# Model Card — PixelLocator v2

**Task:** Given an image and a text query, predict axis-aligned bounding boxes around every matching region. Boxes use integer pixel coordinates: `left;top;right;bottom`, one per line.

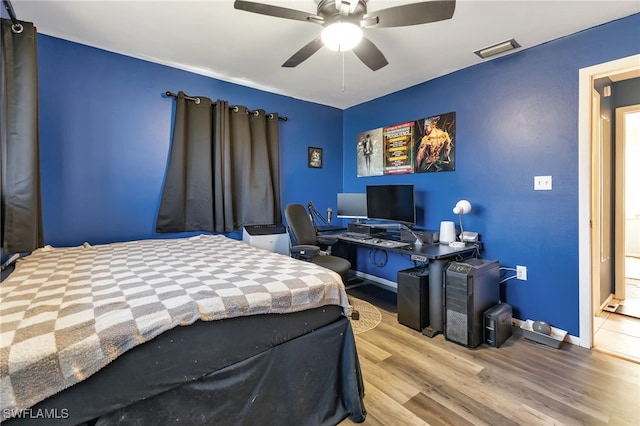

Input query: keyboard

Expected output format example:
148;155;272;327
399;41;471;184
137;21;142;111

316;225;347;232
340;232;374;241
339;232;410;248
369;239;411;248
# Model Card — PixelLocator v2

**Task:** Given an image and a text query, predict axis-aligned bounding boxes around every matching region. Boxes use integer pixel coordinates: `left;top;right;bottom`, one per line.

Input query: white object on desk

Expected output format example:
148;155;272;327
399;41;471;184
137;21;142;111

439;221;456;244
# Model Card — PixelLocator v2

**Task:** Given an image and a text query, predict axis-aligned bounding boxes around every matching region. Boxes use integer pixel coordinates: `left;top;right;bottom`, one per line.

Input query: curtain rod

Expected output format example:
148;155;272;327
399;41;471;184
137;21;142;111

2;0;23;33
165;91;288;121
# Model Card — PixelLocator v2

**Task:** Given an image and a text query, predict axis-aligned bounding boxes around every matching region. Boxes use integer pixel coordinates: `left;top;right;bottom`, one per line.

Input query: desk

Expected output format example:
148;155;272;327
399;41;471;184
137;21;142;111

331;231;478;337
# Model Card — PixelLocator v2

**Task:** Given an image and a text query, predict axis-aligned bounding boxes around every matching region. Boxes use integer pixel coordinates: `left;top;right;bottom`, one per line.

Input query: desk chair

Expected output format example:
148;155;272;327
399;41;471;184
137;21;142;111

284;203;359;320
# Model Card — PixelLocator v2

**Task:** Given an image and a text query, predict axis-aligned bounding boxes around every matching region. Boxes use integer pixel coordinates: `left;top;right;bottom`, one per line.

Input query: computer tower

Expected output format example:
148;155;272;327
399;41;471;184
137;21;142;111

483;303;513;348
242;224;290;255
445;258;499;348
397;267;429;331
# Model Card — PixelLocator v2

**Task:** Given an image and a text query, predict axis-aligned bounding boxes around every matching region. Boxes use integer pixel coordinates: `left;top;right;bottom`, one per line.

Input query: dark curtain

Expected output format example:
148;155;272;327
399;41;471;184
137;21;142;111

157;93;281;233
0;19;43;254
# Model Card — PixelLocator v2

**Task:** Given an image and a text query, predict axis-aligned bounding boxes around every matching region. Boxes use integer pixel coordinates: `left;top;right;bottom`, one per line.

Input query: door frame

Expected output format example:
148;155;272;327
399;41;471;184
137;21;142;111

578;54;640;349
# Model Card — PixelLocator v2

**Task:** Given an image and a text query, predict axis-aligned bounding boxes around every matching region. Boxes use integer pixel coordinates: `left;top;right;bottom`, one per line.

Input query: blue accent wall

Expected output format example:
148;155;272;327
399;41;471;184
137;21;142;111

343;14;640;335
37;36;343;246
34;14;639;336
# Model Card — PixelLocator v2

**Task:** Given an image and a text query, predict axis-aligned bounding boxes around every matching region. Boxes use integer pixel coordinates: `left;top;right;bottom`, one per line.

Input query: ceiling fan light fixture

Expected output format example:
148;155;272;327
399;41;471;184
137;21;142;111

321;22;363;52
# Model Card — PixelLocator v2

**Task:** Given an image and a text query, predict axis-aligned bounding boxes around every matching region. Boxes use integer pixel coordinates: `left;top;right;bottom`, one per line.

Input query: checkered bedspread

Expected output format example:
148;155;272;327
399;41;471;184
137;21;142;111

0;234;349;419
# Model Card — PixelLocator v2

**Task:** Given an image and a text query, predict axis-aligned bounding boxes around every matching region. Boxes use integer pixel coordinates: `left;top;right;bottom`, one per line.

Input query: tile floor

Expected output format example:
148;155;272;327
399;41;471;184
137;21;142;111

594;257;640;362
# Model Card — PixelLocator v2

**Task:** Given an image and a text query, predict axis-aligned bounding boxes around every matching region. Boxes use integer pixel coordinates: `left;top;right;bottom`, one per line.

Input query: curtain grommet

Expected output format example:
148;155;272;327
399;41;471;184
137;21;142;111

11;23;23;34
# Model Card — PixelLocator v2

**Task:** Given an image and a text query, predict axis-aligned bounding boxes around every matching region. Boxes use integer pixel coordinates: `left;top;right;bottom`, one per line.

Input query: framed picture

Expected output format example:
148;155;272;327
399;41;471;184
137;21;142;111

308;147;323;168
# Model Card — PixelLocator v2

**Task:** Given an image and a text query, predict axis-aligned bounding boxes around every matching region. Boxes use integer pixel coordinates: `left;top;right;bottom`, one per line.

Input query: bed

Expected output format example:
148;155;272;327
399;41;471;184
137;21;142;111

0;234;366;425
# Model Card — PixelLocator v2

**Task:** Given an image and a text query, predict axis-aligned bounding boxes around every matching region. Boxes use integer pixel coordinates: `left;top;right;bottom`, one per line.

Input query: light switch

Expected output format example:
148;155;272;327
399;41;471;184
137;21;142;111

534;175;552;190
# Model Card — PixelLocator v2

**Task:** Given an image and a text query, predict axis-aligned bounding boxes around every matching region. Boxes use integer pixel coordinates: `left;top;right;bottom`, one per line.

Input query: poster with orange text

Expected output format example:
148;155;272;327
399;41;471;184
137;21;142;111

383;122;414;175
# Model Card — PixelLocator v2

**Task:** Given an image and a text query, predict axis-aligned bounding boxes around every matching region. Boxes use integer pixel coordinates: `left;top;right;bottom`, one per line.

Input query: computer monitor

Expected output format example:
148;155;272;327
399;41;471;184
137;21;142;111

366;184;416;225
337;193;368;222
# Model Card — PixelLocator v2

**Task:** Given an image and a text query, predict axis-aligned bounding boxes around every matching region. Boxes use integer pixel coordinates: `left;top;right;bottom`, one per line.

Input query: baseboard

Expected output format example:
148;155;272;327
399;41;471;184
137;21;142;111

352;271;397;293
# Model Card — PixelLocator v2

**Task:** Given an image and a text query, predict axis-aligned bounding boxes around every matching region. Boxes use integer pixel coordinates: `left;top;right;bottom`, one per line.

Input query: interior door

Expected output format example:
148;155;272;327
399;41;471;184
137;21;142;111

616;105;640;299
591;88;614;311
600;112;613;306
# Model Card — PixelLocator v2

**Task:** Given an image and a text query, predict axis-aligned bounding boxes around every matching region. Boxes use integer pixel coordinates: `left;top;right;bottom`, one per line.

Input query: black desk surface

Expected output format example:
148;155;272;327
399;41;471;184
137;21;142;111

328;230;479;260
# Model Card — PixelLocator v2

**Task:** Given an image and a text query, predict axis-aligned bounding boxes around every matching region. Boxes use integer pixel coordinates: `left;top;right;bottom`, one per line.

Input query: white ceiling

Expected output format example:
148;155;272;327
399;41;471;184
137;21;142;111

10;0;640;109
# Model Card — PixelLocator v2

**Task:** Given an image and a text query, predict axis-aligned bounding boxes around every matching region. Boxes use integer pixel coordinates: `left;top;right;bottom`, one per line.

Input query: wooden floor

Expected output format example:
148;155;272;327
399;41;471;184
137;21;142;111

594;277;640;362
341;286;640;426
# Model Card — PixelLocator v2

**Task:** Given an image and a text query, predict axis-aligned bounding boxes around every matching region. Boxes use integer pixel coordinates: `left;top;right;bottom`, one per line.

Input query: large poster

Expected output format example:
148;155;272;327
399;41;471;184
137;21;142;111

357;111;455;177
414;112;456;173
383;121;414;175
356;128;384;177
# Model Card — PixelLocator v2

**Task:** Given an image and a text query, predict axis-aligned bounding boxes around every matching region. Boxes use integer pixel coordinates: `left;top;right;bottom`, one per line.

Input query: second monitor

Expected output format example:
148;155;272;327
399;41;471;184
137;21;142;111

337;193;368;223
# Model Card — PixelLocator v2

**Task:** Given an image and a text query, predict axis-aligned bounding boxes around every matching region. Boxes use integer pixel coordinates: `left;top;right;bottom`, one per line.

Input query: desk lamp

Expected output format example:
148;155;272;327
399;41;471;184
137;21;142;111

450;199;472;248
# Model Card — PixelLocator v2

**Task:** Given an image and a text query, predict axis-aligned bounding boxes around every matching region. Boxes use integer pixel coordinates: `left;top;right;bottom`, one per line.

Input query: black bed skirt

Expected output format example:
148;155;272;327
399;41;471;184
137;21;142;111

5;307;366;425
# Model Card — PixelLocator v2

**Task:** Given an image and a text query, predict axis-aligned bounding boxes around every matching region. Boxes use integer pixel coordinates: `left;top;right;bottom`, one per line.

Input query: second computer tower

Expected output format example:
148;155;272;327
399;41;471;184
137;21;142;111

445;259;500;348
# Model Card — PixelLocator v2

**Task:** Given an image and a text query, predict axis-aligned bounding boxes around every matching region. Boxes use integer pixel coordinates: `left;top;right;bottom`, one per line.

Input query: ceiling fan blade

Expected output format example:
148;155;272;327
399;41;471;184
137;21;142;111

365;0;456;28
234;0;320;23
282;38;324;68
352;37;388;71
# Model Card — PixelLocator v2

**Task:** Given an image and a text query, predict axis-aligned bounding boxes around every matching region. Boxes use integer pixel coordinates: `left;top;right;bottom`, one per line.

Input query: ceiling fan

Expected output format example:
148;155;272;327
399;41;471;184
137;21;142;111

233;0;456;71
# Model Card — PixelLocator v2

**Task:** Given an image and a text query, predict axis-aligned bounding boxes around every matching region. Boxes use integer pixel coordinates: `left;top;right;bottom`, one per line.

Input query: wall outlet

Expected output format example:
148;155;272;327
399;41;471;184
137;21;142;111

534;175;552;190
516;265;527;281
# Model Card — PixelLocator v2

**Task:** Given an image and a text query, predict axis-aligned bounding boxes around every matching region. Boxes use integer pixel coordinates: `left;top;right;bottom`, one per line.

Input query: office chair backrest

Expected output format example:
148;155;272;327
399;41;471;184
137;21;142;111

284;204;317;246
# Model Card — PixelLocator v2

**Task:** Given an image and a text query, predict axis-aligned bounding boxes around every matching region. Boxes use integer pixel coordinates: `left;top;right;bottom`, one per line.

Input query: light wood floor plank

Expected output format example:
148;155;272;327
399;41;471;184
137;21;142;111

359;379;430;426
359;325;553;424
593;328;640;362
353;335;392;364
600;312;640;337
341;288;640;425
403;391;491;426
467;345;622;423
357;356;422;404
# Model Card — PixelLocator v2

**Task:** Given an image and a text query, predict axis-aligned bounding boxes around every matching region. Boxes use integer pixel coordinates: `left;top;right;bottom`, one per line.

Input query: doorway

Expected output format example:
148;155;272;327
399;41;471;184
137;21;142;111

592;104;640;362
578;54;640;361
615;106;640;319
